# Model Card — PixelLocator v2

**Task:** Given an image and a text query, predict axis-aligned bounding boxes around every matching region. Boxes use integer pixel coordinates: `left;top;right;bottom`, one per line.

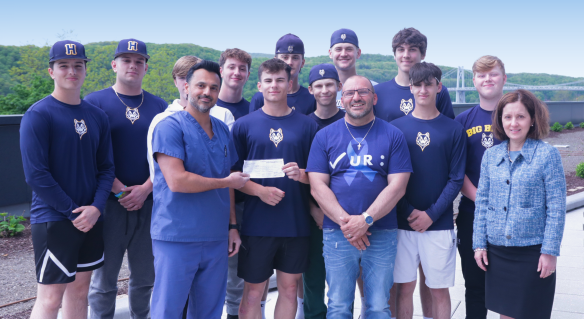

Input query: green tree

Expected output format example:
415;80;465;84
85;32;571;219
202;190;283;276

0;76;54;114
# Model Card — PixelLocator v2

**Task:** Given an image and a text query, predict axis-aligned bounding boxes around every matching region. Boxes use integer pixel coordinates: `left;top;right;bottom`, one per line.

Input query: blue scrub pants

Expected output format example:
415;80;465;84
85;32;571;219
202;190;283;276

151;239;228;319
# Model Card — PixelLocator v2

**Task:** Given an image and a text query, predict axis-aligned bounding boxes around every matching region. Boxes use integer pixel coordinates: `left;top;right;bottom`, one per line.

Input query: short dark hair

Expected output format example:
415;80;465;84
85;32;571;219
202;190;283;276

186;60;222;84
220;48;252;69
258;58;291;81
49;60;87;69
409;62;441;86
491;89;550;141
392;28;427;56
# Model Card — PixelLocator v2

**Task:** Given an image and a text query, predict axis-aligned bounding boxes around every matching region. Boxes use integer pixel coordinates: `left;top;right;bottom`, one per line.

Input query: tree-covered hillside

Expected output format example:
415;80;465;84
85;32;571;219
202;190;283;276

0;42;582;114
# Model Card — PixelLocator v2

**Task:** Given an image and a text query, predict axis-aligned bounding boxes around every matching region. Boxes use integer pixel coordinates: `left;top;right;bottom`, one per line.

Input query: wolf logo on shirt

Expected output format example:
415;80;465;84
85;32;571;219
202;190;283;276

400;99;414;115
416;132;430;151
269;128;284;147
481;133;494;148
126;107;140;124
74;119;87;140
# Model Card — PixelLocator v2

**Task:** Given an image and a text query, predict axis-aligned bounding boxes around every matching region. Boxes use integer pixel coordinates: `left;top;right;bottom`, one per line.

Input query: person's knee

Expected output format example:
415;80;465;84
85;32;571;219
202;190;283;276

37;287;64;312
243;284;265;304
278;279;298;301
429;288;450;300
397;281;416;296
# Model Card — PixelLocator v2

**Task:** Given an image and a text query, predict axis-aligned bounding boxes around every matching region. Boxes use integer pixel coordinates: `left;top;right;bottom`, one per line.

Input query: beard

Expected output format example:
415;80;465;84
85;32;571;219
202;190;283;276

188;94;214;113
345;103;373;120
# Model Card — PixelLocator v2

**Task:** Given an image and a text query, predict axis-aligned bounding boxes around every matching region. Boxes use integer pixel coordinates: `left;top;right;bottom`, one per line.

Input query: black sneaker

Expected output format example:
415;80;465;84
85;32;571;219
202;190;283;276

226;315;239;319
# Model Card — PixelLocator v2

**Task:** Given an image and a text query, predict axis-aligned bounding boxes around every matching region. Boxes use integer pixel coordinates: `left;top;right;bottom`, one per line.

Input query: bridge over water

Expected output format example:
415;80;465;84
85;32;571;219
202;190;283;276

445;66;584;103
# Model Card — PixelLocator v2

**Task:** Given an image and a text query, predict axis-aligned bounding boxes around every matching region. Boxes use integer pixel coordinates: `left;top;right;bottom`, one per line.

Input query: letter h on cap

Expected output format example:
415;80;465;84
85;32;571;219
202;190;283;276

65;44;77;56
128;41;138;51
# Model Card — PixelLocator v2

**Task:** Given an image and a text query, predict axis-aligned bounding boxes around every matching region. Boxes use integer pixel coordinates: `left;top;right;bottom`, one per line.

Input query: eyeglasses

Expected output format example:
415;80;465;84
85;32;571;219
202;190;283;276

342;88;373;98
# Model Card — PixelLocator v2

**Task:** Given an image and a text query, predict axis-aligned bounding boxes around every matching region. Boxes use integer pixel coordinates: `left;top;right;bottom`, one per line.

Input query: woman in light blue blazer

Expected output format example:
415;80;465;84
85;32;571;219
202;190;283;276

472;89;566;319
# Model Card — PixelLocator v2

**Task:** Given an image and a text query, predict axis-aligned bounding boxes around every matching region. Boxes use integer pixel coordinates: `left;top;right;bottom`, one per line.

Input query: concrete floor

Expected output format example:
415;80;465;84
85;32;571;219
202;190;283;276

223;206;584;319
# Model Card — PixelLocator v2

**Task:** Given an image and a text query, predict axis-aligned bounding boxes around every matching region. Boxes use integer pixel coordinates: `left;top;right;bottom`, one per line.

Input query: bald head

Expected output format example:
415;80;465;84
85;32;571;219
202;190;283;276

344;75;375;94
342;75;377;122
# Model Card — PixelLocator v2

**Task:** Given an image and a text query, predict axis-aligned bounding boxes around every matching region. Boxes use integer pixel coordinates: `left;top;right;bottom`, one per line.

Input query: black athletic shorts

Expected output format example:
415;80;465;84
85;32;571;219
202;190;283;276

32;220;104;284
237;236;310;283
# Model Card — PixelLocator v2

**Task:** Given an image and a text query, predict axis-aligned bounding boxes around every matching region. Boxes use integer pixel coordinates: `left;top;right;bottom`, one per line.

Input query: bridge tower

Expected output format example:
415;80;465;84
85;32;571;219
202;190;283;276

455;66;466;103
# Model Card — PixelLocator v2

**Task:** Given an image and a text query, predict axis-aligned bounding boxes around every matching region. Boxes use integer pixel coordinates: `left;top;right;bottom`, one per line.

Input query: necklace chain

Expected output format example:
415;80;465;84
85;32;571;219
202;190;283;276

344;117;375;150
507;143;514;163
113;86;144;109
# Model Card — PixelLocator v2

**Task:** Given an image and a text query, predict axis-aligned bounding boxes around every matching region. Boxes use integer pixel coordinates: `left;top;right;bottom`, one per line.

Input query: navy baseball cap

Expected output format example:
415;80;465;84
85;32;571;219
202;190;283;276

114;38;150;60
330;29;359;48
49;40;91;63
275;34;305;55
309;64;340;85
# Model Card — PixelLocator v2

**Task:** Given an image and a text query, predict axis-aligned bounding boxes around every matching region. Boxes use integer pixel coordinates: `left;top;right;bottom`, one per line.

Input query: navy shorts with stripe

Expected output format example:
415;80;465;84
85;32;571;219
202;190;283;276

32;220;104;284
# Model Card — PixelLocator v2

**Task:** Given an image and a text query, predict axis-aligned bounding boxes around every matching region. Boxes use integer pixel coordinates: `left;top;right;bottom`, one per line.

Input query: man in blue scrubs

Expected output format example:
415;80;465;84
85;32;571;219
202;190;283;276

150;60;250;318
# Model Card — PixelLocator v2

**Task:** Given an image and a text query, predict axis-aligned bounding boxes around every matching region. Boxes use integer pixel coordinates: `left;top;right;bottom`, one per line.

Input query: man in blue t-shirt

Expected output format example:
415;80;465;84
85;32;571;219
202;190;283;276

390;63;466;319
218;48;252;121
248;34;316;115
454;55;506;319
329;28;378;111
85;39;167;319
232;58;318;319
150;61;249;318
20;41;115;319
303;63;345;319
375;28;454;123
217;48;253;319
307;75;412;318
382;29;454;319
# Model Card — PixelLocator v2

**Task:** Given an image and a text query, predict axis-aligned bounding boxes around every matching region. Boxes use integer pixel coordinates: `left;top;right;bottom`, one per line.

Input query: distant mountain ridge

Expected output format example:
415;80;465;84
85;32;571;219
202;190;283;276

0;42;582;114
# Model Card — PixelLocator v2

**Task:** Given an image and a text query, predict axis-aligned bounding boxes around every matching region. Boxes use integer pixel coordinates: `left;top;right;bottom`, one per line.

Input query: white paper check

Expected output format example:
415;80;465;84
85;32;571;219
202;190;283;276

243;159;285;179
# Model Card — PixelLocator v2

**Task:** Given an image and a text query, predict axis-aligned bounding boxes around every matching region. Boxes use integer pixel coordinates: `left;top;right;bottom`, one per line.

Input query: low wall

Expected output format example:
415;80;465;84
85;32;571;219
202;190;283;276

453;101;584;124
2;101;584;216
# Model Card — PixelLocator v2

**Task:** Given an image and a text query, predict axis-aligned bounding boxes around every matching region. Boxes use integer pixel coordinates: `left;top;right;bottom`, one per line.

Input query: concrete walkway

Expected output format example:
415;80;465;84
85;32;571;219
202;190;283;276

69;206;583;319
223;206;584;318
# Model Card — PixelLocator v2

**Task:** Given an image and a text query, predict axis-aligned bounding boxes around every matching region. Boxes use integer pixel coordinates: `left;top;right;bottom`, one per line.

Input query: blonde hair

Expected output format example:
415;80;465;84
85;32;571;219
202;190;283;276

172;55;201;80
472;55;505;76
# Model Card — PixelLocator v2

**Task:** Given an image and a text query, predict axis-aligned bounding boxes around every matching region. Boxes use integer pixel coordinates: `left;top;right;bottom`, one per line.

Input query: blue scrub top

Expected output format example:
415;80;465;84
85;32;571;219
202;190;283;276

151;111;238;242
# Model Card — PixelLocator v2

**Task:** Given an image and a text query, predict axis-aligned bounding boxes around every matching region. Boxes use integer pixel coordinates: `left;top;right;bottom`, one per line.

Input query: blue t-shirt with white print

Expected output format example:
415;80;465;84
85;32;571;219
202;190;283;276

306;117;412;230
231;109;318;237
390;113;466;231
374;78;454;122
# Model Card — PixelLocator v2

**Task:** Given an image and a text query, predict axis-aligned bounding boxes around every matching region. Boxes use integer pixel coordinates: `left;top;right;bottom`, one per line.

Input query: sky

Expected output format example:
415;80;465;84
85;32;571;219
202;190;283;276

1;0;583;78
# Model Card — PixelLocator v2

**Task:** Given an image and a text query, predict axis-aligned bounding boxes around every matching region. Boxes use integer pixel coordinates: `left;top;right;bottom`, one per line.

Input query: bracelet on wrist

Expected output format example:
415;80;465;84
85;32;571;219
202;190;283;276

474;248;487;252
115;185;128;198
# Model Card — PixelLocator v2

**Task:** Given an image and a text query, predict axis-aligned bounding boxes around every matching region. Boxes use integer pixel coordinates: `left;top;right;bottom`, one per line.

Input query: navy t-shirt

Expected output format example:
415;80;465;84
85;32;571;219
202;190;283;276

308;110;345;131
306;118;412;229
20;96;115;224
455;105;501;210
390;114;466;231
85;88;166;197
249;86;316;115
217;97;250;121
231;109;318;237
374;78;454;122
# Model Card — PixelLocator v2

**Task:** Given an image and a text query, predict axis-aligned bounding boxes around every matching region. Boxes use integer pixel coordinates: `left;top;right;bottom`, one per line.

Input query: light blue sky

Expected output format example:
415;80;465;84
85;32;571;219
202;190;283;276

1;0;582;78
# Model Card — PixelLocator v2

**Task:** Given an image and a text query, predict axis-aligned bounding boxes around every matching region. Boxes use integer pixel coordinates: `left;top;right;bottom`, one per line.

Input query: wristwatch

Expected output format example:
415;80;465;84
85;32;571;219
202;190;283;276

229;224;240;231
362;213;374;226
